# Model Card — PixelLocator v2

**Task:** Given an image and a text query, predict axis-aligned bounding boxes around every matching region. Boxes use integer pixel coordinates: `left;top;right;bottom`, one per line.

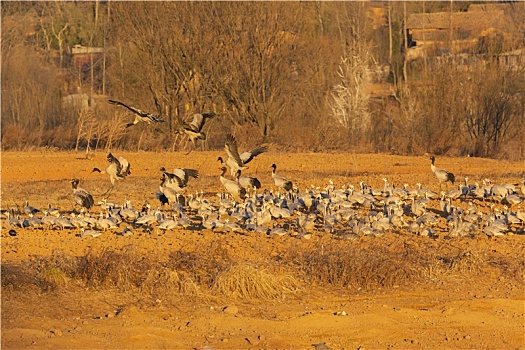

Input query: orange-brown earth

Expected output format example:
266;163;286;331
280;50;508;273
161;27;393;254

1;151;524;350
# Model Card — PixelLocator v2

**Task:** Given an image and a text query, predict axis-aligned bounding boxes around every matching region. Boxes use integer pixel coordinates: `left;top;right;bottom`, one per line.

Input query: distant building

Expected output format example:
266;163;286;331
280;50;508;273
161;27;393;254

62;93;92;110
405;3;516;61
71;45;105;71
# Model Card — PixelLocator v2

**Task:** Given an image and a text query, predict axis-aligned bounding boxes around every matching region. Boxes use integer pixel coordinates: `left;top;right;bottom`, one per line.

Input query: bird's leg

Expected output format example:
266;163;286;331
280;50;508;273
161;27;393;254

185;140;196;155
102;184;115;199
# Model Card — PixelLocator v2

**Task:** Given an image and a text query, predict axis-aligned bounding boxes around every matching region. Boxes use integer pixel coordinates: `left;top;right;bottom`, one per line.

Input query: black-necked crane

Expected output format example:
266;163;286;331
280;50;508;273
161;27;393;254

108;99;166;127
219;167;246;202
160;167;199;194
271;163;293;196
176;112;215;153
158;167;199;205
218;133;267;177
429;156;455;189
71;178;94;211
236;171;262;191
92;153;131;185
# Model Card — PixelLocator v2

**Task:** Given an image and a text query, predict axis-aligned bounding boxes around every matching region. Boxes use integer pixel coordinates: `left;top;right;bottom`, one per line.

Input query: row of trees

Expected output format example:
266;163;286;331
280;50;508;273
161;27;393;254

2;1;525;159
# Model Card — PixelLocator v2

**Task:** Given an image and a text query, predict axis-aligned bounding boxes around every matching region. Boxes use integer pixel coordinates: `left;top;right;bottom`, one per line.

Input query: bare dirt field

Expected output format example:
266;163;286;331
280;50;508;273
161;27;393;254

1;150;524;350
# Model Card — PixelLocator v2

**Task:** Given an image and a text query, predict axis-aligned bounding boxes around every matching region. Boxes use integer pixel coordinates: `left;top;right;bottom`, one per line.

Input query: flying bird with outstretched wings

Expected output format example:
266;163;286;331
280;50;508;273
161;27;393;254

218;133;267;177
177;112;216;145
108;99;166;128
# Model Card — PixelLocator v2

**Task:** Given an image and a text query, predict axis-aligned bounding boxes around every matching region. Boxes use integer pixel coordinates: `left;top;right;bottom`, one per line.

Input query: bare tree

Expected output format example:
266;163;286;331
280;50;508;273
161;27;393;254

461;64;523;157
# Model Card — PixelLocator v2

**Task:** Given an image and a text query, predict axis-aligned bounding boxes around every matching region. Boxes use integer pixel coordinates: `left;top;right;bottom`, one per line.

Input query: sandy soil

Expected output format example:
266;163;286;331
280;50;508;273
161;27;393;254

1;151;524;350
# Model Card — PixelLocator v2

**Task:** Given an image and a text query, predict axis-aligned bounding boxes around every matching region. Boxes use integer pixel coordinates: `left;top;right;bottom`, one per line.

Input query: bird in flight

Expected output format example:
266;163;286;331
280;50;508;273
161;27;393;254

176;112;216;153
219;133;267;177
108;99;166;128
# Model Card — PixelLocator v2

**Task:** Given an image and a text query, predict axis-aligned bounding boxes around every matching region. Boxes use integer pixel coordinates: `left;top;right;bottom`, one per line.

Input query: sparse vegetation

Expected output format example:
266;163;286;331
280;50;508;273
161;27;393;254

2;238;522;304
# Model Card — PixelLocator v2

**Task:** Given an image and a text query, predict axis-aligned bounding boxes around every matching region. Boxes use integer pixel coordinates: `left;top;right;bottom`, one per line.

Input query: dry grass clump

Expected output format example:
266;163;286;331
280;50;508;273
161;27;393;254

212;263;300;300
18;245;227;300
142;268;202;298
39;267;68;289
29;249;73;291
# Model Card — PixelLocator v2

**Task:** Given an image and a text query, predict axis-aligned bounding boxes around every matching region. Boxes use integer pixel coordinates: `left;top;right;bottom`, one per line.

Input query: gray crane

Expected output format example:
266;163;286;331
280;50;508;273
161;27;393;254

430;156;455;188
176;112;216;153
108;99;166;127
218;133;267;177
92;153;131;185
271;163;293;194
71;178;94;211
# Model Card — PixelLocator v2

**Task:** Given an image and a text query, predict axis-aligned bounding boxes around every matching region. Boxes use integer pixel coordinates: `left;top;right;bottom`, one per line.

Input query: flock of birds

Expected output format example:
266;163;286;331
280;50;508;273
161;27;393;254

3;99;525;239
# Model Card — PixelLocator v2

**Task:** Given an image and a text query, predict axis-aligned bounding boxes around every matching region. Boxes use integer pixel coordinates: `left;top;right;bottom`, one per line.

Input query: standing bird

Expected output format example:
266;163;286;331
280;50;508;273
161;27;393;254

23;200;40;216
430;156;455;189
237;171;262;191
177;112;216;151
219;167;246;202
271;163;293;194
218;133;268;177
92;153;131;185
108;99;166;127
71;178;95;211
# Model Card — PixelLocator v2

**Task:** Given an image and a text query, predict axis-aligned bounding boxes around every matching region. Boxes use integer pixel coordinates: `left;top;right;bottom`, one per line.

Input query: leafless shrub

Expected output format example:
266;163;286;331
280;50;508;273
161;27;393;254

0;124;31;150
437;251;483;273
1;264;39;292
73;245;152;291
287;242;420;290
166;244;232;288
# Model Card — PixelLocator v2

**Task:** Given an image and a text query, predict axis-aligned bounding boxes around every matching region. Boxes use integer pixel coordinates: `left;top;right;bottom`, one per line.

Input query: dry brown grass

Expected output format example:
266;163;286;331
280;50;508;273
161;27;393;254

212;263;300;300
2;240;523;303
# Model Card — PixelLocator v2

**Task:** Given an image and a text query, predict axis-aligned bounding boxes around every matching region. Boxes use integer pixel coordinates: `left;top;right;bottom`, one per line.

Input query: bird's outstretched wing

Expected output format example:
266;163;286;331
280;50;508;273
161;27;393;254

188;112;215;132
118;157;131;176
162;171;186;188
224;134;243;166
240;145;268;164
107;153;123;175
173;168;199;185
108;99;165;123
